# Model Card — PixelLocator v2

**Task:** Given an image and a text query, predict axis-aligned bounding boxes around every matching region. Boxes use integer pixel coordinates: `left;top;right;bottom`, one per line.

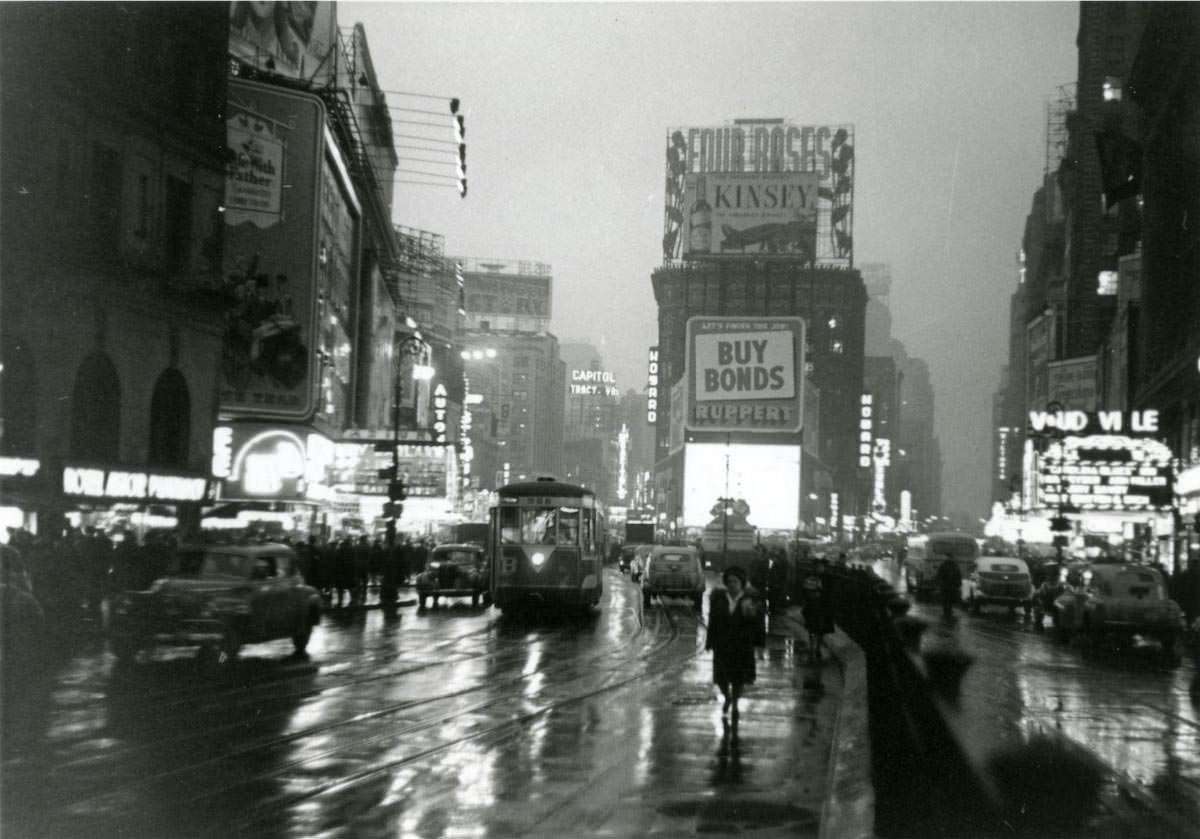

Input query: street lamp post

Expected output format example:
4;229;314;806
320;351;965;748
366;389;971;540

386;333;428;550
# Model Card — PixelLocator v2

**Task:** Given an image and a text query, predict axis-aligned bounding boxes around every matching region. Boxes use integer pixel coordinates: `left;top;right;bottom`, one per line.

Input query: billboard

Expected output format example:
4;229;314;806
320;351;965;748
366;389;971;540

221;80;324;419
1025;313;1053;413
686;317;805;434
460;261;553;320
1047;355;1097;411
229;2;337;86
664;122;855;264
682;172;818;260
682;442;800;530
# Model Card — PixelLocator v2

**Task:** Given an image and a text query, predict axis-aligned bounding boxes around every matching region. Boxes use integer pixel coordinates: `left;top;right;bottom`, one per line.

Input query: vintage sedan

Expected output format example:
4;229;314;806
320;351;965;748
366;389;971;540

1054;563;1185;665
108;543;321;665
965;556;1033;615
416;543;489;609
641;545;705;609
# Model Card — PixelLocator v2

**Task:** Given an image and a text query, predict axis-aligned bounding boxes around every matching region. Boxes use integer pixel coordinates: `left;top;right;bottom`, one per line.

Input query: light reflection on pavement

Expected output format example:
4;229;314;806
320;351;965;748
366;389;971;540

864;557;1200;836
2;568;838;838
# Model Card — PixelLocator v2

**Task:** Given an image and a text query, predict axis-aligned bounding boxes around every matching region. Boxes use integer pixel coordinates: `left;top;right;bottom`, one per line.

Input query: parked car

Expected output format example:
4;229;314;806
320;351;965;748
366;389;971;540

416;543;489;609
618;544;639;575
1053;563;1185;665
965;556;1033;615
641;545;705;609
107;543;321;665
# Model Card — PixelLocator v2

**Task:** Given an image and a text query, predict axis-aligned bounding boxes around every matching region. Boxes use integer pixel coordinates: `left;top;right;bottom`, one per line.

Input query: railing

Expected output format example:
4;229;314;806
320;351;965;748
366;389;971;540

817;564;1002;837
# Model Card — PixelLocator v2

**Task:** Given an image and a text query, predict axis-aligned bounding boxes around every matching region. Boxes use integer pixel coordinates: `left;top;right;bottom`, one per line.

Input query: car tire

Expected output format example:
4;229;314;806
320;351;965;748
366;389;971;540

482;592;493;607
292;617;313;654
471;593;479;608
221;627;241;664
110;637;139;664
419;595;427;610
1161;634;1182;667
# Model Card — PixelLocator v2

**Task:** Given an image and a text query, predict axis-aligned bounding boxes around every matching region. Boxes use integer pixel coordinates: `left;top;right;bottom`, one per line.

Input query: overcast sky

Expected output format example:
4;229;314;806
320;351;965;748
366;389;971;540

341;1;1080;519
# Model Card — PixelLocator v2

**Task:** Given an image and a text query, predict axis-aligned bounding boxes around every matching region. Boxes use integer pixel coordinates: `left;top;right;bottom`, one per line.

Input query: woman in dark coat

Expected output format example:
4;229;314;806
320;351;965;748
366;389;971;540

706;566;766;722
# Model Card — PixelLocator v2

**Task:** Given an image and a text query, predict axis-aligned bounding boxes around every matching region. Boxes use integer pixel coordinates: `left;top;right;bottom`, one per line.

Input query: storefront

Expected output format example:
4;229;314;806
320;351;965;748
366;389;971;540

208;423;334;540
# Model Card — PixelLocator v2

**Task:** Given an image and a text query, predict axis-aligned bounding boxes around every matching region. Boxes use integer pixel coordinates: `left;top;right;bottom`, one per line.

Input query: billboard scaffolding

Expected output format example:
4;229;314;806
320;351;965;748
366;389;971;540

663;120;855;266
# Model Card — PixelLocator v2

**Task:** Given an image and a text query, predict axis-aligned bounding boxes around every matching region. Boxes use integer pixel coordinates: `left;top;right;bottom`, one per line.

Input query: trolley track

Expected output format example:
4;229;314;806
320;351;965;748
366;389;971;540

12;577;671;835
217;600;703;837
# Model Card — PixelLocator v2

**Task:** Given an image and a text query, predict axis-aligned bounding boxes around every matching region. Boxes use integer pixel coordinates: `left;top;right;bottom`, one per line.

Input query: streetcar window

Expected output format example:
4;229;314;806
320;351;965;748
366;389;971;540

582;510;593;552
522;508;557;544
499;507;521;544
558;507;580;546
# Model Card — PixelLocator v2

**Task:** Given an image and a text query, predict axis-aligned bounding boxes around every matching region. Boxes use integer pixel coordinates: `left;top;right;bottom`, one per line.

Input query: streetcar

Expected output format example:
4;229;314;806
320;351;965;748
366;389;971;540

488;477;606;613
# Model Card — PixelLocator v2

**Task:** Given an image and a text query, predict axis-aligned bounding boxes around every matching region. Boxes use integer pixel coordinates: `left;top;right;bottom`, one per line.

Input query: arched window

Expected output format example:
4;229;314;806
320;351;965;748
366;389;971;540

70;353;120;461
1;337;37;454
147;368;190;469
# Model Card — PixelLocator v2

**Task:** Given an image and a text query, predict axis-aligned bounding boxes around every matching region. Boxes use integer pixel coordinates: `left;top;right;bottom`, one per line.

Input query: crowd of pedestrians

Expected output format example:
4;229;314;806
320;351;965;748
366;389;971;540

1;525;442;633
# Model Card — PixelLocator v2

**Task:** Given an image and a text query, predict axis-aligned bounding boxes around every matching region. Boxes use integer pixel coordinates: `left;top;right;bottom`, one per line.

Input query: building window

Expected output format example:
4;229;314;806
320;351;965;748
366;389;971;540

1;336;37;454
164;176;192;274
147;368;190;468
90;143;122;252
70;353;120;461
831;340;844;354
1103;76;1123;102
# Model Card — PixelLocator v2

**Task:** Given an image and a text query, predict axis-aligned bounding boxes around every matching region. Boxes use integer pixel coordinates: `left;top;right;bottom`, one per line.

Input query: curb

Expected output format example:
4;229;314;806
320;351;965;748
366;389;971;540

820;626;875;839
772;609;876;839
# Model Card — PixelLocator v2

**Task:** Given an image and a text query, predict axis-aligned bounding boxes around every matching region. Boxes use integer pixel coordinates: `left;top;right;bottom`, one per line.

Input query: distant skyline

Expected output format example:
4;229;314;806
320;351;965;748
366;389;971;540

343;1;1081;518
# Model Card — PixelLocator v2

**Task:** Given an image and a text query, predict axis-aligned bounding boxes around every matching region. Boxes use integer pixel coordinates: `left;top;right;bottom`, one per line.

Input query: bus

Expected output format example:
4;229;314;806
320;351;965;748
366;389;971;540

488;477;606;613
902;531;980;600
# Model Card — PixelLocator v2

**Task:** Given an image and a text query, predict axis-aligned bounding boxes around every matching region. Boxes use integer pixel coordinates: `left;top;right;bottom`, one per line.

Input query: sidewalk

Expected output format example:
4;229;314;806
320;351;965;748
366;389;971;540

767;604;874;839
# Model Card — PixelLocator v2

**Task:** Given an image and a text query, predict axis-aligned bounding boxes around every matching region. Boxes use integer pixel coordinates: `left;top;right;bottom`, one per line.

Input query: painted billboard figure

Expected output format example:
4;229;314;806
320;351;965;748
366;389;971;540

223;256;307;391
720;207;817;258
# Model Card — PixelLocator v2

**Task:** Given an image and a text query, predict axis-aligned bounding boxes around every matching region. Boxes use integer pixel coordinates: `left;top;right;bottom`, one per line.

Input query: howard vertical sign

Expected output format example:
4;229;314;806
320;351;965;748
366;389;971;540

686;317;805;434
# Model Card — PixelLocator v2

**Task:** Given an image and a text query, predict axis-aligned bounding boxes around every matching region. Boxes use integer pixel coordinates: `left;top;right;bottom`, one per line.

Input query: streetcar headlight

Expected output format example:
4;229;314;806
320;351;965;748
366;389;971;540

531;551;546;568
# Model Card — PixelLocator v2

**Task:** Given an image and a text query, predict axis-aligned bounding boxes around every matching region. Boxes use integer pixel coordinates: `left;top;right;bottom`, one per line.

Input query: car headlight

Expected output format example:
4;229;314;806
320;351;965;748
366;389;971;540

531;552;546;568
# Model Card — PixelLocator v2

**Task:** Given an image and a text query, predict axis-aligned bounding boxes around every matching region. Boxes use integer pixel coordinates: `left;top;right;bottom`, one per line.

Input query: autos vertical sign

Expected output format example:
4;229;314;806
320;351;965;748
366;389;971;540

686;317;805;434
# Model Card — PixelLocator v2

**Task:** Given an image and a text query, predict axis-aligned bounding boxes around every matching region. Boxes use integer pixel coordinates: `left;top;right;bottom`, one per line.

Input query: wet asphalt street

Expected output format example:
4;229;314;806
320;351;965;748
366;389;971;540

2;568;839;839
869;558;1200;838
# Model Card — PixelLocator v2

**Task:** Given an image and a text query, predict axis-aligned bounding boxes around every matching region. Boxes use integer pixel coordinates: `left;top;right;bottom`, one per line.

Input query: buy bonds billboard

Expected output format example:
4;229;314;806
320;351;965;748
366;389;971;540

686;317;805;434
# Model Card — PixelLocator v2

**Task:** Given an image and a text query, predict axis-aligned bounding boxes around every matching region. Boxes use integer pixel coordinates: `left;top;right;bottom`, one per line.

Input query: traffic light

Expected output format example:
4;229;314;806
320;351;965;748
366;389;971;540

1049;515;1072;533
383;502;404;519
389;479;408;502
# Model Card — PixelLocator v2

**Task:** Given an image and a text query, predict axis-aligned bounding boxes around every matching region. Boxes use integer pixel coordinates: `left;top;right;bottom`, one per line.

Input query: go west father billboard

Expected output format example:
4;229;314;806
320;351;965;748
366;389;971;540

686;317;805;434
221;79;324;420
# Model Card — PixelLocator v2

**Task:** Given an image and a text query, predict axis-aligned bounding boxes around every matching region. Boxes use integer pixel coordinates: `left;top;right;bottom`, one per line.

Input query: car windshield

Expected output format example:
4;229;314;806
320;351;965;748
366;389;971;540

1110;569;1163;599
658;553;689;562
989;563;1022;573
930;539;978;560
435;550;478;567
498;505;580;546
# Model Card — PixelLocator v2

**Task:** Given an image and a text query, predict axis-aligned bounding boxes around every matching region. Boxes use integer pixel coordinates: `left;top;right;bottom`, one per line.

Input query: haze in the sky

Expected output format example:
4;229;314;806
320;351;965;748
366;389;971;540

342;1;1080;520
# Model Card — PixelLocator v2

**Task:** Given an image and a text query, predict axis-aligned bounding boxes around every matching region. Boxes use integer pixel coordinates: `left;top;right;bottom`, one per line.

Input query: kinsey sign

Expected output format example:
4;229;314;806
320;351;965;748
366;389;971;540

62;466;210;503
686;316;805;433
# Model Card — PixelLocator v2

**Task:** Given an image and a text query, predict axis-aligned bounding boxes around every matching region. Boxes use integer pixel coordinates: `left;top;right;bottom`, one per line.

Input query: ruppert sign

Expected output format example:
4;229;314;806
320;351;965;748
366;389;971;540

686;316;805;433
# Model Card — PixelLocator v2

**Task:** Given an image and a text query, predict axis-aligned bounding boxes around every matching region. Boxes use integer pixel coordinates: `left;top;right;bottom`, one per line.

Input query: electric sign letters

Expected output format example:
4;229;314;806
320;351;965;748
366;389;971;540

646;347;659;423
686;316;804;433
570;369;619;397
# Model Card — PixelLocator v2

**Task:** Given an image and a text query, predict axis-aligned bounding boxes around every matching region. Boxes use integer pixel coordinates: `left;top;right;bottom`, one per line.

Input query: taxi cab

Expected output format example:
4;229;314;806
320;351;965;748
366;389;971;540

965;556;1033;615
641;545;705;609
